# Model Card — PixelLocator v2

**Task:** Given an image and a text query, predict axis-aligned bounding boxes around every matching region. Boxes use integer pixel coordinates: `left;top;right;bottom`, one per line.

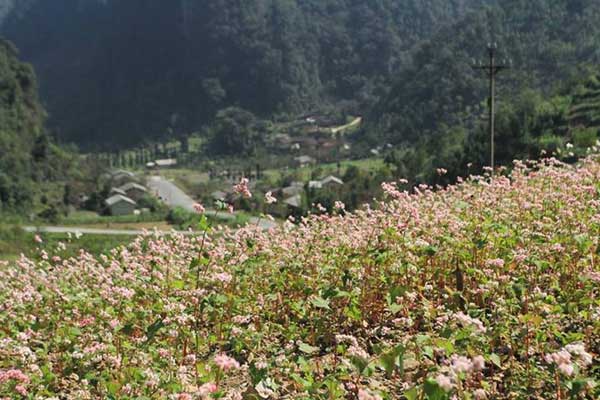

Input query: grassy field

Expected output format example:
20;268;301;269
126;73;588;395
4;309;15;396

59;210;169;226
0;225;133;261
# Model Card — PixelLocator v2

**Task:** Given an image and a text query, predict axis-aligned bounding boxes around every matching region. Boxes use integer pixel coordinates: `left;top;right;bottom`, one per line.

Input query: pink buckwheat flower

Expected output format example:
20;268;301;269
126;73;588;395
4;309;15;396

265;191;277;204
78;316;95;328
233;178;252;198
485;258;505;268
334;201;345;211
197;382;217;396
0;369;30;384
435;373;454;392
193;203;206;214
472;355;485;371
15;385;28;396
214;353;240;371
558;362;574;376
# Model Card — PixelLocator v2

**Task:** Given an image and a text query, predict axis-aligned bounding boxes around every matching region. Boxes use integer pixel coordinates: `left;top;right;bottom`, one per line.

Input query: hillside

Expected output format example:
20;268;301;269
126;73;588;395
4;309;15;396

363;0;600;184
368;0;600;145
1;154;599;398
0;0;491;149
0;38;46;210
568;73;600;129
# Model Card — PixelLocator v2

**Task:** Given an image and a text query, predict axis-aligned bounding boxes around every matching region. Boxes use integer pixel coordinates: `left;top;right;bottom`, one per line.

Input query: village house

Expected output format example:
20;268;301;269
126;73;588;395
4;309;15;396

320;175;344;188
109;187;127;197
309;176;344;190
118;182;148;201
110;169;135;186
155;159;178;168
284;194;302;209
282;181;304;197
308;180;323;190
105;194;136;216
294;155;316;168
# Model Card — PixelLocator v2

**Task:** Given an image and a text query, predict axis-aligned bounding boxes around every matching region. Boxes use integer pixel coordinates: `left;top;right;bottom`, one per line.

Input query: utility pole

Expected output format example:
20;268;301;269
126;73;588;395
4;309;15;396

472;43;511;174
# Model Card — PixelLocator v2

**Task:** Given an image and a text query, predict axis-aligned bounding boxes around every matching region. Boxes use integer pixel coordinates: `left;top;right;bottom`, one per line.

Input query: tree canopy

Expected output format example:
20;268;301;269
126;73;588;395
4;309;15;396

0;0;490;149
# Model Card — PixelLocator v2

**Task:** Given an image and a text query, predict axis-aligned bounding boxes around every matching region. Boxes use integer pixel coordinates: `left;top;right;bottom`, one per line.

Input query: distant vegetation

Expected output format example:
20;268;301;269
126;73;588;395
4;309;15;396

0;0;490;149
366;0;600;183
0;39;78;214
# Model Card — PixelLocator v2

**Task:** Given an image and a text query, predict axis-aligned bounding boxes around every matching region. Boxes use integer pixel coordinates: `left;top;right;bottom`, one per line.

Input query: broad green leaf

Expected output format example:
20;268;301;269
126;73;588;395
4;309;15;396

298;342;319;355
310;296;330;310
404;386;419;400
424;378;448;400
489;353;501;368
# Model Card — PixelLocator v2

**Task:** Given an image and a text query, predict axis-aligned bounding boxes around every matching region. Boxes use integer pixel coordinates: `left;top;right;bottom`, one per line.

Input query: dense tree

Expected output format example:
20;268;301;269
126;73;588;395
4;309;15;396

208;107;262;156
0;0;490;149
0;39;46;210
365;0;600;181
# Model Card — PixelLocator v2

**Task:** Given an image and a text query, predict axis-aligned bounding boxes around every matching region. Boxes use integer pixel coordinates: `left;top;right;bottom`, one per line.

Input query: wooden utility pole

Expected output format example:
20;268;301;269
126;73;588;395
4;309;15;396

472;43;511;174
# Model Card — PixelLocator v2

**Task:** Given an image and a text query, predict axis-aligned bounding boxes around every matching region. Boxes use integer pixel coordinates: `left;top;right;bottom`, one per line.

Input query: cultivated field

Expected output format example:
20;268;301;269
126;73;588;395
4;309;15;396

1;156;599;399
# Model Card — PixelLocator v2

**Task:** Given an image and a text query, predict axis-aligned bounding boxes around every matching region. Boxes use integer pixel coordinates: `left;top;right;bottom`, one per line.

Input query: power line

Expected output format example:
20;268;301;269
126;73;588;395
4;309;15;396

472;43;512;175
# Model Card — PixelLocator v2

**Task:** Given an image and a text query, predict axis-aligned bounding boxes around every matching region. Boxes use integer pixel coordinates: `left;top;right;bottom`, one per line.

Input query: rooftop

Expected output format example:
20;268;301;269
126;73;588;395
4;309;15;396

284;194;302;208
105;194;136;207
119;182;148;192
155;159;178;167
321;175;344;185
109;187;127;196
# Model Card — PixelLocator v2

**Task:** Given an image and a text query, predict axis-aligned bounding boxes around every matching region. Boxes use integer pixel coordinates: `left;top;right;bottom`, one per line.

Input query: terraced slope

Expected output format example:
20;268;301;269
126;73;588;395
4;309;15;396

569;73;600;129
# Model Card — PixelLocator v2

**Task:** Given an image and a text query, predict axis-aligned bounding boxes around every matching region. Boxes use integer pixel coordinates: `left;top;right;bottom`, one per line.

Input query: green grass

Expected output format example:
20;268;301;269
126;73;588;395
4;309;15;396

58;210;168;226
0;225;133;261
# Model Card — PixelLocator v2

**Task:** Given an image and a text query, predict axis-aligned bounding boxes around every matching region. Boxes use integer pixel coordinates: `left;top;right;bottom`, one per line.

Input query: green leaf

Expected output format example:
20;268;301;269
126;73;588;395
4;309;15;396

106;381;120;396
310;296;330;310
170;280;185;290
424;378;448;400
389;285;407;304
404;386;419;400
68;327;82;338
144;317;165;345
422;346;435;360
388;303;403;314
433;338;454;355
570;379;594;397
380;344;405;378
197;215;210;231
489;353;501;368
424;246;438;256
298;342;319;355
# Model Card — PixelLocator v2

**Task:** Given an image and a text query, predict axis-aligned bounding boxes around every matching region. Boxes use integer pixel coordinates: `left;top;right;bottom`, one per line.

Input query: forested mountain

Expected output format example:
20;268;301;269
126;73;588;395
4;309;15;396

0;0;490;149
369;0;600;182
0;38;47;209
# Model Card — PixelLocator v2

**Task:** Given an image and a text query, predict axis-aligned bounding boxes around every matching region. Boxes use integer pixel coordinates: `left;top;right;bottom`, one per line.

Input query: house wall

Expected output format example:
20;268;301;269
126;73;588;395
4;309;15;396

109;201;135;216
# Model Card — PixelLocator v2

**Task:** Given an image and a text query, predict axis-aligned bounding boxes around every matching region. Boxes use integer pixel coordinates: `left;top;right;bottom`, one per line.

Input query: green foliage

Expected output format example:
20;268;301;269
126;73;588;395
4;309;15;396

366;0;600;181
208;107;262;156
0;39;46;211
572;127;597;148
1;0;489;149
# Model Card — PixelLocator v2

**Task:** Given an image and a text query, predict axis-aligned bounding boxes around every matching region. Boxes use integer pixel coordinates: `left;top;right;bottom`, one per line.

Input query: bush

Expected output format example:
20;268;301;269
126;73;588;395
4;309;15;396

166;207;194;228
572;127;598;149
536;133;564;153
